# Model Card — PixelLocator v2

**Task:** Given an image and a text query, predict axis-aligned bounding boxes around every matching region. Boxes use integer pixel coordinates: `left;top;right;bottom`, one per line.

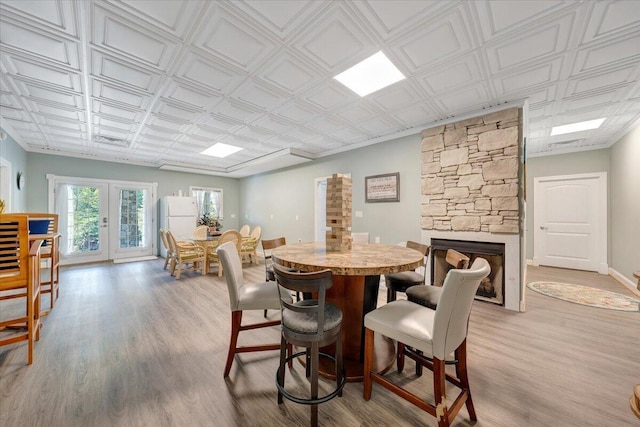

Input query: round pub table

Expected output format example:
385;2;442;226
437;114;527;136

271;242;424;382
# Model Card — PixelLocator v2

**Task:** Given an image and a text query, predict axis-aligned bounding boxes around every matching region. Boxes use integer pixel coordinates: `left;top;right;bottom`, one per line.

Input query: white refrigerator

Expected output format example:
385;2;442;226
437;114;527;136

159;196;198;257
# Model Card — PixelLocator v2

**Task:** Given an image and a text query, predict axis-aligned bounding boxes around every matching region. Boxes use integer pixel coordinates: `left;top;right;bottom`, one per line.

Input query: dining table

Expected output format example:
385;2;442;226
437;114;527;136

178;231;221;274
271;241;424;382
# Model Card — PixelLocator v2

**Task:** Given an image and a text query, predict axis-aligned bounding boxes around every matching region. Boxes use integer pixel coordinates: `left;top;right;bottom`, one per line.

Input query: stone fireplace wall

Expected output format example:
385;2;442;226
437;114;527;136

420;108;520;234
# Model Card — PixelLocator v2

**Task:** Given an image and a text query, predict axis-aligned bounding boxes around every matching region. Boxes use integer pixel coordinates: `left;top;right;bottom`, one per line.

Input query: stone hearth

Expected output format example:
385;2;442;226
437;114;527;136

420;107;523;311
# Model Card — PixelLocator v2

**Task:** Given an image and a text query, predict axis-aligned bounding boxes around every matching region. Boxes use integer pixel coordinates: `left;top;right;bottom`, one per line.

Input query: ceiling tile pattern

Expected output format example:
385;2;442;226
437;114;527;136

1;0;639;175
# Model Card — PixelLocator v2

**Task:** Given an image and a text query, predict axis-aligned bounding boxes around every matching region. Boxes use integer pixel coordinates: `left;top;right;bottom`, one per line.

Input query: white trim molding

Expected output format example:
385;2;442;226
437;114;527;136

609;268;640;298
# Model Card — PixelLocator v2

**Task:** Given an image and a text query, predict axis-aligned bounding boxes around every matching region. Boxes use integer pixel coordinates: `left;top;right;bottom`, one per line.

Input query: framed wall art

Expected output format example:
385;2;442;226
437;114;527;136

365;172;399;203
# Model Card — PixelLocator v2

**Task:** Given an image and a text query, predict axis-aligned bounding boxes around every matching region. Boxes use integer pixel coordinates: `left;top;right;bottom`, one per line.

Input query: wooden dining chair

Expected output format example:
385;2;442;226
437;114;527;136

240;225;261;265
216;241;291;377
363;258;490;427
194;225;208;239
404;249;471;376
159;229;175;273
384;241;430;302
24;212;60;309
166;231;205;279
273;263;345;427
406;249;470;310
239;224;250;238
208;229;242;277
0;214;44;365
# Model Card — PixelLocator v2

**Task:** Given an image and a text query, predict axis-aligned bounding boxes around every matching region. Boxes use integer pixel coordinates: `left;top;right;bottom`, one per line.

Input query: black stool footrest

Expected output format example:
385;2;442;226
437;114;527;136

276;351;346;405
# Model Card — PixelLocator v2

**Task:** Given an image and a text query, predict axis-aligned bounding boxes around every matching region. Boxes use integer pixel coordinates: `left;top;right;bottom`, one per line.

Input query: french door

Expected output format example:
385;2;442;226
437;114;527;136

48;176;157;265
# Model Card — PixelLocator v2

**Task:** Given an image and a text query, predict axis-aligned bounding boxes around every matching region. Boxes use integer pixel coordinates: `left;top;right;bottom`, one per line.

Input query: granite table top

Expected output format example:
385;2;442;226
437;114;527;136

271;242;424;276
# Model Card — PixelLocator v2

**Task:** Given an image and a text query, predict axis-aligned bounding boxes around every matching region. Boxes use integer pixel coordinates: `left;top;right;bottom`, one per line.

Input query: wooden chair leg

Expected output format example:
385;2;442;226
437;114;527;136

433;357;449;427
175;261;183;279
224;311;242;377
336;330;343;397
415;349;423;377
397;342;405;373
386;287;396;302
287;343;293;368
363;328;374;400
218;263;223;277
305;348;311;378
455;339;477;421
277;335;287;404
310;342;319;427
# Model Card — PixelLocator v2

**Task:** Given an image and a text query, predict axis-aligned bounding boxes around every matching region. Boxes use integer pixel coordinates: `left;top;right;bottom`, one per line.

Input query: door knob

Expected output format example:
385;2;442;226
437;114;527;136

540;226;548;230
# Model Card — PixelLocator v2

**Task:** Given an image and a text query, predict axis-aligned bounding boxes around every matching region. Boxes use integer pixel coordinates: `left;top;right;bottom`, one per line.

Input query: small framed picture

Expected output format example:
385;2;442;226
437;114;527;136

365;172;400;203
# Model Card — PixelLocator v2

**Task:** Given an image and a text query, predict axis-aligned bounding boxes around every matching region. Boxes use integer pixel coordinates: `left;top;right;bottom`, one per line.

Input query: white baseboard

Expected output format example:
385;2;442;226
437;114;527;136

113;256;158;264
526;259;533;265
609;268;640;298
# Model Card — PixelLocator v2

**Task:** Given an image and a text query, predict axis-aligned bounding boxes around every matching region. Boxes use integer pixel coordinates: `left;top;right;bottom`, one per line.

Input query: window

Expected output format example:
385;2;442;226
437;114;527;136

190;186;223;220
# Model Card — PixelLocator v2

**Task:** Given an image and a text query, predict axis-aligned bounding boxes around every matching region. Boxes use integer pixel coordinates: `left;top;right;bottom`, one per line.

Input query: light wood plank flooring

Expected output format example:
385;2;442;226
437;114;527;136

1;260;639;426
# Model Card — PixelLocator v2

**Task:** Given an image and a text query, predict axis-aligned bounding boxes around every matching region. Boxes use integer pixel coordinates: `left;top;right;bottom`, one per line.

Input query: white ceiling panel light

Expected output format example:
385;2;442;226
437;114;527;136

550;118;606;136
201;142;243;157
333;51;405;97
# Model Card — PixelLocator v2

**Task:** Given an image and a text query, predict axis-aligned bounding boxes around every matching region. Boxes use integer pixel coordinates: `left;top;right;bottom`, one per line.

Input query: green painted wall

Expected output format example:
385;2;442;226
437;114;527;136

240;133;422;245
610;126;640;282
0;127;28;212
25;153;242;230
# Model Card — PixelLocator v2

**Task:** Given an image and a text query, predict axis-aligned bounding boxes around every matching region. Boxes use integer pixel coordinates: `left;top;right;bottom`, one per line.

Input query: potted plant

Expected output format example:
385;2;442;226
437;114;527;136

198;212;222;233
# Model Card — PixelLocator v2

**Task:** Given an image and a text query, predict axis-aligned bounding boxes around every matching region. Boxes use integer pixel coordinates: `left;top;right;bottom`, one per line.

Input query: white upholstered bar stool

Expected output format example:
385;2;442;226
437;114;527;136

363;258;490;427
217;241;292;377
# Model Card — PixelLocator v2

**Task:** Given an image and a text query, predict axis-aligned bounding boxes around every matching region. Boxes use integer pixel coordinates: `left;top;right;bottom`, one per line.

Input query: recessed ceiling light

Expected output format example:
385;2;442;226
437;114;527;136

201;142;243;158
333;51;406;97
550;118;606;136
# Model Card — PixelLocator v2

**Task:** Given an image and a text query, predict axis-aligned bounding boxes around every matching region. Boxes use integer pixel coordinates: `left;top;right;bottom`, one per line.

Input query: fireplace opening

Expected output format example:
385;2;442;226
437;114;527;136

430;238;505;306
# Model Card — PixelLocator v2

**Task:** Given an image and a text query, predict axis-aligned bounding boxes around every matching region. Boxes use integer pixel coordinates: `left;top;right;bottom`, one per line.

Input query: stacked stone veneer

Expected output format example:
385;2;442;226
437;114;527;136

421;108;521;234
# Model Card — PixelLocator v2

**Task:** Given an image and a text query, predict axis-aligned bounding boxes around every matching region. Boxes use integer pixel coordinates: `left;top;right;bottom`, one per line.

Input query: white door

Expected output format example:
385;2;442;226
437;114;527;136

533;172;607;273
50;176;156;265
0;157;12;211
314;179;327;242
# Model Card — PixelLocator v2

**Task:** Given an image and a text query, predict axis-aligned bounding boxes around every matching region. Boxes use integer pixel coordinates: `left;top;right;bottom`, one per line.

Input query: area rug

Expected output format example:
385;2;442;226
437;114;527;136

527;282;640;312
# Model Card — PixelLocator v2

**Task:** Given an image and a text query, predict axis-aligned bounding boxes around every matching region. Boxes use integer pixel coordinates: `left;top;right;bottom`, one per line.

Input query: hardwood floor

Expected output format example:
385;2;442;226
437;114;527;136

1;260;638;426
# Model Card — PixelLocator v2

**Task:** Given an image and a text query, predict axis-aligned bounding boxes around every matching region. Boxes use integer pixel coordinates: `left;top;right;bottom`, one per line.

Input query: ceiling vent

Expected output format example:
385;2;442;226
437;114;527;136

94;135;129;147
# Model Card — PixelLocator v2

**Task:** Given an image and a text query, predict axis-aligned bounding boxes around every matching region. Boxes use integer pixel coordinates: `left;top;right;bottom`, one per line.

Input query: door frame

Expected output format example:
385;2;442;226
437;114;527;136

533;172;607;274
0;157;12;211
47;174;158;264
314;174;351;242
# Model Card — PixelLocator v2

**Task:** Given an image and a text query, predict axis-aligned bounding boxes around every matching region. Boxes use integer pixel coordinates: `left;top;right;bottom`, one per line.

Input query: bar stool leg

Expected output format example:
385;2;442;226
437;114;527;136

310;342;319;427
277;336;287;404
336;331;343;397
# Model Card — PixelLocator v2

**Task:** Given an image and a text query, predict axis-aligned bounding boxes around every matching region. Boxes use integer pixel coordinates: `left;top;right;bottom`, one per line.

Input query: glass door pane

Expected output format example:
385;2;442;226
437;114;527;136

55;181;109;264
109;183;153;260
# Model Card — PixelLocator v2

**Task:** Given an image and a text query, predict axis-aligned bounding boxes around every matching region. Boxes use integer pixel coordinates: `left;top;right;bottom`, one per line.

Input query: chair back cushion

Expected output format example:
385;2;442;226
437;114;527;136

432;257;490;359
273;263;338;341
217;241;245;310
